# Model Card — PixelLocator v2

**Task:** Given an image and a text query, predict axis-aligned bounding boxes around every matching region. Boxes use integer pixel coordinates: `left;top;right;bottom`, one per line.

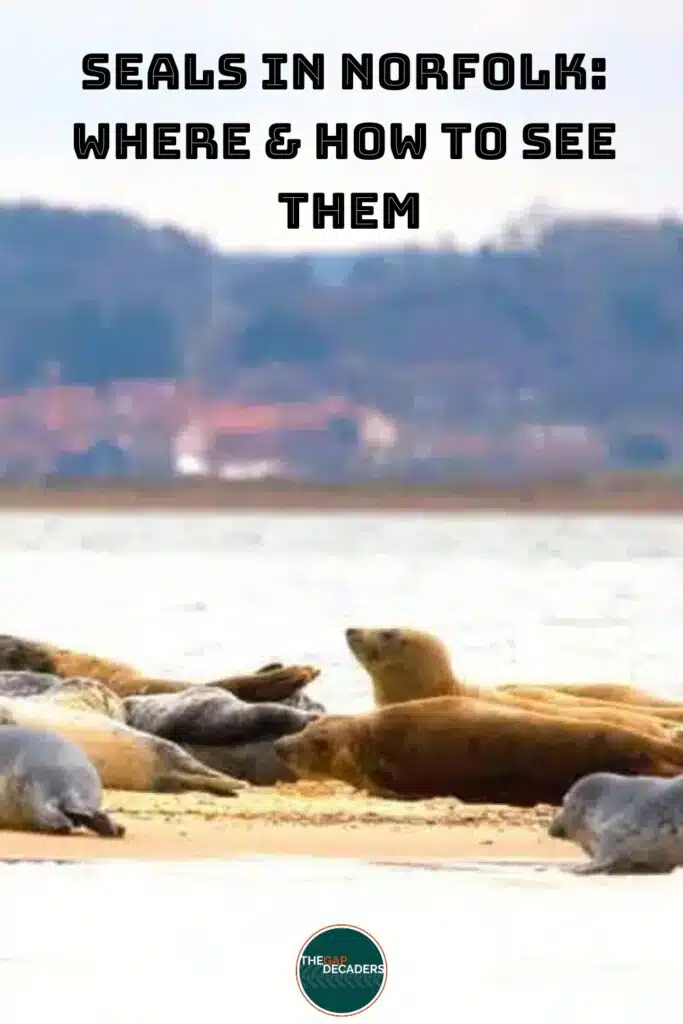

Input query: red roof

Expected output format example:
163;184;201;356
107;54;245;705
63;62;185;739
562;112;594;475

197;396;355;436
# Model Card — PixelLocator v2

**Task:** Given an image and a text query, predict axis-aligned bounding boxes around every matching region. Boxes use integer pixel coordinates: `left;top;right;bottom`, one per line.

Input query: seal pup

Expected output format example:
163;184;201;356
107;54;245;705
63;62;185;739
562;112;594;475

0;634;320;701
0;698;247;797
549;772;683;875
122;687;322;783
0;726;124;836
344;627;683;735
273;696;683;806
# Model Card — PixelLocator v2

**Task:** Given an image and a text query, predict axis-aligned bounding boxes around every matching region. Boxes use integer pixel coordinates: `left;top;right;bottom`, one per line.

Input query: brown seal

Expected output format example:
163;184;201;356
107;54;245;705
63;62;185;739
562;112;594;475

0;634;319;701
498;682;683;718
345;627;463;705
273;695;683;806
344;627;683;736
549;772;683;874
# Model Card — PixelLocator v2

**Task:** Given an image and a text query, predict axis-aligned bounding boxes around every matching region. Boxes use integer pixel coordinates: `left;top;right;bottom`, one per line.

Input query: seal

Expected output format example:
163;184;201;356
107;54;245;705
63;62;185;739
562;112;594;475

0;668;326;717
498;682;683;717
0;672;127;719
0;671;82;699
273;696;683;806
548;772;683;874
345;627;459;705
0;634;320;701
122;687;323;784
0;697;248;797
184;740;302;786
0;673;324;785
123;687;322;744
0;725;124;836
343;627;683;738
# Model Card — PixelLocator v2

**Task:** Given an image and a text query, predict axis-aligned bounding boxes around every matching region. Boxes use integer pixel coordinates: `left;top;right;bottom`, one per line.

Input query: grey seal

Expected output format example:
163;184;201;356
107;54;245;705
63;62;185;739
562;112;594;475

122;687;323;784
0;672;323;787
122;687;322;743
549;771;683;875
0;668;326;716
0;671;76;697
0;671;126;717
0;725;124;836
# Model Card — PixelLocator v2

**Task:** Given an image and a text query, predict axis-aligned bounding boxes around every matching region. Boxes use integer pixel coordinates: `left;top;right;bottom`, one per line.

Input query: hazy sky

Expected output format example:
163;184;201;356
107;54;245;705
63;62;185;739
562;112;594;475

0;0;679;253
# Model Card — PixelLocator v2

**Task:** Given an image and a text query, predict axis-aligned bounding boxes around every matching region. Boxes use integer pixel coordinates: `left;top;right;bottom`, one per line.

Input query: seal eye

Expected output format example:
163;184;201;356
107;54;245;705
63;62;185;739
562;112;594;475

380;630;398;642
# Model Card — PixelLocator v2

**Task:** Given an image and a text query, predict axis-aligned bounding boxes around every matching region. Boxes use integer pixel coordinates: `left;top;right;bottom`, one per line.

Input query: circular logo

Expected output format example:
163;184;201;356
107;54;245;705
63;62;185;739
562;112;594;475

296;924;387;1016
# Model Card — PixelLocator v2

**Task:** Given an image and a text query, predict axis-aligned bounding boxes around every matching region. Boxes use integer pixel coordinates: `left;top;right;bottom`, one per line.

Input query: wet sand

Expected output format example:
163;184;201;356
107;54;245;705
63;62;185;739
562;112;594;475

0;781;575;864
2;474;683;513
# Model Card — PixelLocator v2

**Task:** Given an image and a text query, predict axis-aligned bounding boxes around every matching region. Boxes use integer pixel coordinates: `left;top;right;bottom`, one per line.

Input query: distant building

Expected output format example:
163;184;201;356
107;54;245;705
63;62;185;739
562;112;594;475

0;379;402;483
171;395;394;481
503;423;608;473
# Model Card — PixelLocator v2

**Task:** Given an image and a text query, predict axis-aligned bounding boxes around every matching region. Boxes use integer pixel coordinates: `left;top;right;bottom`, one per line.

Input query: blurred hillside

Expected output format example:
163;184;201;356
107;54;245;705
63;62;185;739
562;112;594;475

0;200;682;482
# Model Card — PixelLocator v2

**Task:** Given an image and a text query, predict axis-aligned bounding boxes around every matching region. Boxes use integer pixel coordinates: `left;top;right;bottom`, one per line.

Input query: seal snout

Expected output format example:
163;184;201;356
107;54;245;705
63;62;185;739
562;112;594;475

345;628;365;655
548;813;567;840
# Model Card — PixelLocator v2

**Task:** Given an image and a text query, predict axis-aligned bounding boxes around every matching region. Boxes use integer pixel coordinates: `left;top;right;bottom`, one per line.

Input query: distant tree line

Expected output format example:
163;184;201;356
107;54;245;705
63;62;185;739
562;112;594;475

1;201;682;442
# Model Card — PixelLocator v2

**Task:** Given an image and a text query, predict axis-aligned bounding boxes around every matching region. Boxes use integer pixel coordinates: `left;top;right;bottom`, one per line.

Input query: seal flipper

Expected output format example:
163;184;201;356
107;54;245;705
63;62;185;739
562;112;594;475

153;736;249;795
569;857;674;875
210;664;320;703
31;801;74;835
64;808;126;838
569;858;621;875
158;770;245;796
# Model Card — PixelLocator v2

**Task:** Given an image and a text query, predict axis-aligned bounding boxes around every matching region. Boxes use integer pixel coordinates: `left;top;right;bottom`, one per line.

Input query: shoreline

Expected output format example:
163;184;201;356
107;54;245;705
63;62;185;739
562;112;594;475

1;476;683;513
0;822;574;864
0;783;578;866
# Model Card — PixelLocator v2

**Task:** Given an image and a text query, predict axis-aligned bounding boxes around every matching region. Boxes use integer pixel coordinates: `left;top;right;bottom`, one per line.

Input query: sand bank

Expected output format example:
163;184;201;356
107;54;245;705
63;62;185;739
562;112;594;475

0;781;577;865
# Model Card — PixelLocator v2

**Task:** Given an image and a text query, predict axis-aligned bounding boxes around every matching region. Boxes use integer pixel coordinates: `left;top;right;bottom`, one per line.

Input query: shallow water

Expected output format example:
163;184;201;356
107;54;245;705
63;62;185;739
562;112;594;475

3;510;683;706
2;510;683;1017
